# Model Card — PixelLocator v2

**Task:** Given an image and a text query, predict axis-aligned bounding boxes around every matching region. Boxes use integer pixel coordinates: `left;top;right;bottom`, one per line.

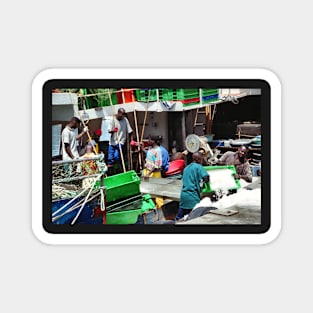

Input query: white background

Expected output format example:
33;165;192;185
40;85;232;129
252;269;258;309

1;1;311;312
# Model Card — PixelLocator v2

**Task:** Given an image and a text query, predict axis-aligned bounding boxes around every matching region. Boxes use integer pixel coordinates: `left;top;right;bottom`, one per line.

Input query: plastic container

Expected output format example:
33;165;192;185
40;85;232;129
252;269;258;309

98;89;118;107
182;97;200;107
106;194;155;224
116;89;135;104
96;170;141;203
165;159;185;176
175;89;200;100
52;198;103;225
158;89;174;101
135;89;158;102
202;94;219;103
106;195;143;214
201;88;219;96
202;165;241;193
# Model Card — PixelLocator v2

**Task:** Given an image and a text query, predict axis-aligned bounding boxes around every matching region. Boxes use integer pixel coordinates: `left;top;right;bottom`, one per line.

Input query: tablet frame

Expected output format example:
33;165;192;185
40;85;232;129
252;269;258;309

32;68;281;245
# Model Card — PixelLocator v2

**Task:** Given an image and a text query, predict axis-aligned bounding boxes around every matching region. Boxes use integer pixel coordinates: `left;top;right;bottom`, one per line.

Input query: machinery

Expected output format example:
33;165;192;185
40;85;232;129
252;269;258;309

185;134;220;165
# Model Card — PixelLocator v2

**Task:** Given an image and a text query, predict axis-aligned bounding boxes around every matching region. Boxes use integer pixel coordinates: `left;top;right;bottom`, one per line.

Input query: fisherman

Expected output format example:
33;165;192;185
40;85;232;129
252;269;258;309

175;152;210;221
216;145;252;183
107;108;133;174
61;116;88;161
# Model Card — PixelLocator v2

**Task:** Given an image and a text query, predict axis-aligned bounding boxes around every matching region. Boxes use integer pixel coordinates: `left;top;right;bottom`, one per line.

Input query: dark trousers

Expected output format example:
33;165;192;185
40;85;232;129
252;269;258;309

175;208;192;221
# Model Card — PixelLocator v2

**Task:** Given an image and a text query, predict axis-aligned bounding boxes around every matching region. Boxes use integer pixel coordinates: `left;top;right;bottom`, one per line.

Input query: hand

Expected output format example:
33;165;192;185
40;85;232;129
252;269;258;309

113;127;118;132
83;126;89;133
203;175;210;183
130;140;138;147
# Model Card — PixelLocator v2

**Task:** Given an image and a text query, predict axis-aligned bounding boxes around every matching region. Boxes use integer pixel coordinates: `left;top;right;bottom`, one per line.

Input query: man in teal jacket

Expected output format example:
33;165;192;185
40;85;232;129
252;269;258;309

175;152;210;221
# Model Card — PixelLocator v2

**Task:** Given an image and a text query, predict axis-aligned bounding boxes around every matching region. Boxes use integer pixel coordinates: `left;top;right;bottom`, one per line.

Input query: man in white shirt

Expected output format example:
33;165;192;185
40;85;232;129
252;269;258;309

107;108;133;173
61;116;88;161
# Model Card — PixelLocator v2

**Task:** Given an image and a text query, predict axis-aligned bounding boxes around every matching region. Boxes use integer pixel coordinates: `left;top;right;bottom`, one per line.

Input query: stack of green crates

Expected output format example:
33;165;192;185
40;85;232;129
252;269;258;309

98;89;118;107
106;194;156;224
158;89;175;101
135;89;158;102
134;88;218;103
84;89;118;109
95;170;141;203
158;89;199;101
175;89;200;100
201;89;219;104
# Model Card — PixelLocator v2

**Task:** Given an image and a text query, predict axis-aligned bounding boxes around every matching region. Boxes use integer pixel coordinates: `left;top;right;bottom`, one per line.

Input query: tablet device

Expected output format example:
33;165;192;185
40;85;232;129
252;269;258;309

32;68;281;244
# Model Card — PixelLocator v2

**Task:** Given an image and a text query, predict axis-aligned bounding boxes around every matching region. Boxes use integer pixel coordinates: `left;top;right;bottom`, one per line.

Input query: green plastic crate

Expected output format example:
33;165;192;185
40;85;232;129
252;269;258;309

175;89;200;100
158;89;175;101
201;89;219;96
99;90;118;107
202;165;241;193
182;101;201;108
202;94;219;104
96;170;141;203
135;89;158;102
106;194;156;224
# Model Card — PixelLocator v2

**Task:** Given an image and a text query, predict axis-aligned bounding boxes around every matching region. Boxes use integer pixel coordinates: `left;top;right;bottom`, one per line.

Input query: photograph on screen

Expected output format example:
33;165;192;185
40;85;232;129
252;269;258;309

43;80;270;234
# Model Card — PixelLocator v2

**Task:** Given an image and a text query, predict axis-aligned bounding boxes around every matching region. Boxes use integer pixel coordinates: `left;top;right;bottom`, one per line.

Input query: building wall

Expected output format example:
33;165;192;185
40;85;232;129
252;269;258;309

135;111;169;150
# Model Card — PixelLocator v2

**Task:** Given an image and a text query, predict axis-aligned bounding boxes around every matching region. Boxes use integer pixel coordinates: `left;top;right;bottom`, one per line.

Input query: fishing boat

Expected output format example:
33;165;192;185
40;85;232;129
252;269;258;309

52;156;158;225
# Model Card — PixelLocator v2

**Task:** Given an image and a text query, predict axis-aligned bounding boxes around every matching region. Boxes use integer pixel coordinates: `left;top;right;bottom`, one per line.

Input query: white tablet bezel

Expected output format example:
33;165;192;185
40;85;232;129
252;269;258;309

32;68;281;245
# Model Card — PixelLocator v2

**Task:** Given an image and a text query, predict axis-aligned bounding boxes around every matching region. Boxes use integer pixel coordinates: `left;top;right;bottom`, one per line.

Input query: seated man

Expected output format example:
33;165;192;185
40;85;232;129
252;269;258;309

217;144;252;183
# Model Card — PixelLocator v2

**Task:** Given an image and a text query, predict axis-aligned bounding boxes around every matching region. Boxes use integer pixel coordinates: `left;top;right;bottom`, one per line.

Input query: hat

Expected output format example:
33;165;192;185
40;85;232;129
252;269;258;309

94;129;102;136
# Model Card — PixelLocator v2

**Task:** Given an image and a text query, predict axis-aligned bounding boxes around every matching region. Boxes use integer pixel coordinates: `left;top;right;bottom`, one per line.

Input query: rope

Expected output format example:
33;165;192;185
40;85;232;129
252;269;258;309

100;187;105;212
71;173;102;225
52;185;92;217
52;190;100;222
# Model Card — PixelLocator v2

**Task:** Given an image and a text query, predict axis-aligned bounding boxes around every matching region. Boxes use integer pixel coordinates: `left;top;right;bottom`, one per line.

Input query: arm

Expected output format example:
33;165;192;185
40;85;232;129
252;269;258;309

234;163;252;182
202;175;210;183
216;151;231;165
240;166;252;182
108;118;118;134
201;166;210;183
64;143;75;159
76;129;87;141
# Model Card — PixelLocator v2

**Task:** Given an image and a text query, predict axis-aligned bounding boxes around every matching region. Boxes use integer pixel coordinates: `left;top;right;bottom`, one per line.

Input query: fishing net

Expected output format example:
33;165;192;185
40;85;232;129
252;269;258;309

52;156;107;201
